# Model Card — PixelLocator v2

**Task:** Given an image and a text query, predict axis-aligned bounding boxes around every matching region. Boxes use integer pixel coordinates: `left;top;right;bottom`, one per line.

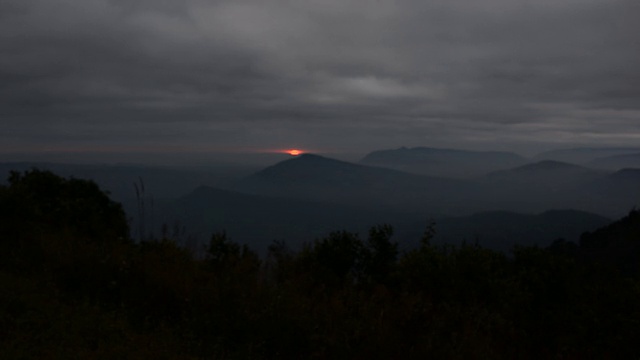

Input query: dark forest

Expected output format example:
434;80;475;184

1;169;639;359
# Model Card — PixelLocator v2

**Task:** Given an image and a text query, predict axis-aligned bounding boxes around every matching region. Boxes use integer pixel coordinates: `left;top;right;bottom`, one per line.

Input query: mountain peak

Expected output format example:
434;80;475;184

295;153;329;161
265;153;357;170
241;154;371;185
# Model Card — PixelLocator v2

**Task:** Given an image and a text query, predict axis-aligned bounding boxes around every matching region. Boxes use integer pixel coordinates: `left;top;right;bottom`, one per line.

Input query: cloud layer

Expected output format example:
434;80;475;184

2;0;639;161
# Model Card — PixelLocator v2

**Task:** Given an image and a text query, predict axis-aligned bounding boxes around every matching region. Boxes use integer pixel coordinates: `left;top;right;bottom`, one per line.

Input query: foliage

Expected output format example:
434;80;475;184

0;168;129;243
1;170;640;359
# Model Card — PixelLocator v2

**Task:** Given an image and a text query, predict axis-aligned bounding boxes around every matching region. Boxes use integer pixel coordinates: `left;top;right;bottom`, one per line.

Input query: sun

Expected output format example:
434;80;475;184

287;149;302;156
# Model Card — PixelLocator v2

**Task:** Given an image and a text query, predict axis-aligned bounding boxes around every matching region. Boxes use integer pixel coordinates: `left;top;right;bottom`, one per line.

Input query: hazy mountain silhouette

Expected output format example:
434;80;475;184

0;162;257;200
533;147;640;164
482;162;638;218
589;169;640;215
429;209;611;252
232;153;477;214
157;185;611;254
156;185;419;254
360;146;527;178
588;152;640;170
477;161;611;215
0;161;259;228
485;160;603;183
231;154;640;218
2;160;632;256
6;156;636;231
607;168;640;183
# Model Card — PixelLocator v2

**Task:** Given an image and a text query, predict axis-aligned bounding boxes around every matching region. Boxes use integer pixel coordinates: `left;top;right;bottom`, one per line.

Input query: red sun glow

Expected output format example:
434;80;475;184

287;149;303;156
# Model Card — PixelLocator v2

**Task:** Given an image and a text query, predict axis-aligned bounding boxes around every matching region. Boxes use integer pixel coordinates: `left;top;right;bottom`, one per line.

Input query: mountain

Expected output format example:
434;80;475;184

590;169;640;215
607;168;640;184
0;162;620;255
588;152;640;170
0;161;258;216
479;162;639;218
156;186;420;254
430;209;611;252
159;186;611;255
232;155;636;218
579;210;640;273
360;147;527;178
485;160;602;183
232;153;478;214
533;147;640;164
581;209;640;248
0;162;257;200
478;161;611;215
0;161;262;243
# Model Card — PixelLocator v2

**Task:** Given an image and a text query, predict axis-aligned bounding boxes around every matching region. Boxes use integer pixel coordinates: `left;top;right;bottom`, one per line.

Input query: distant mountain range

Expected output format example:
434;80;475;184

156;185;610;254
358;146;640;178
588;152;640;170
232;153;476;214
156;185;418;254
0;161;259;228
0;162;257;200
360;147;527;178
426;209;611;252
232;154;638;217
485;160;601;181
533;147;640;164
2;145;639;253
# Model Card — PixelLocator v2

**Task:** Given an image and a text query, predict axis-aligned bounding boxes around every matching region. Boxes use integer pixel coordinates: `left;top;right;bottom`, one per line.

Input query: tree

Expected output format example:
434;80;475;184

206;231;260;274
364;224;398;283
0;169;129;244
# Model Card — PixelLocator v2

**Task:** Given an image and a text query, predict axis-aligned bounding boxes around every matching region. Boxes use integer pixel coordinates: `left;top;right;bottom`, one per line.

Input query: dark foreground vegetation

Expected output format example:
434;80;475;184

1;170;639;359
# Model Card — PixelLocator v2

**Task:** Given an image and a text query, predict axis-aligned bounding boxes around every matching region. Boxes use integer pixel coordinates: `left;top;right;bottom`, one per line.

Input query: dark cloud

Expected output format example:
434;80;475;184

1;0;639;163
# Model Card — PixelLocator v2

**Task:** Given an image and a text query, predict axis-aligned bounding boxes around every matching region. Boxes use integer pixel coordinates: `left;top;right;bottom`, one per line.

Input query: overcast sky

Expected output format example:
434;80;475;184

1;0;639;164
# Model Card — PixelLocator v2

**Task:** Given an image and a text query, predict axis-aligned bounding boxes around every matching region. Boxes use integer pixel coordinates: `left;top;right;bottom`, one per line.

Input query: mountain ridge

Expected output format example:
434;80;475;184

232;153;474;214
533;147;640;164
359;146;527;178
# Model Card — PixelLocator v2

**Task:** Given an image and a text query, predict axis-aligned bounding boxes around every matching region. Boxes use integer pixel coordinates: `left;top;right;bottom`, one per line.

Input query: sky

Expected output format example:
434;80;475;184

1;0;639;164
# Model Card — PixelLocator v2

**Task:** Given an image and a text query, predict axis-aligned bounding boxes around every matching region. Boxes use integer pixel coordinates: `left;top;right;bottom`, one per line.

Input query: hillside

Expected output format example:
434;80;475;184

588;152;640;170
0;162;257;200
475;160;614;215
157;185;417;254
232;153;476;214
431;209;611;252
360;146;526;178
533;147;640;164
158;185;611;254
485;160;602;183
579;210;640;274
1;169;639;359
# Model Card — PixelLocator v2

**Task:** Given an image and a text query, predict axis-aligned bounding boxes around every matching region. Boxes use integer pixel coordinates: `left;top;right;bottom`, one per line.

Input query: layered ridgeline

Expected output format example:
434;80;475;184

1;169;639;358
533;147;640;165
158;183;611;253
479;161;640;217
360;146;527;178
231;153;478;214
422;210;611;252
231;153;638;218
0;161;259;234
156;185;417;255
2;147;639;252
588;152;640;170
360;145;640;178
